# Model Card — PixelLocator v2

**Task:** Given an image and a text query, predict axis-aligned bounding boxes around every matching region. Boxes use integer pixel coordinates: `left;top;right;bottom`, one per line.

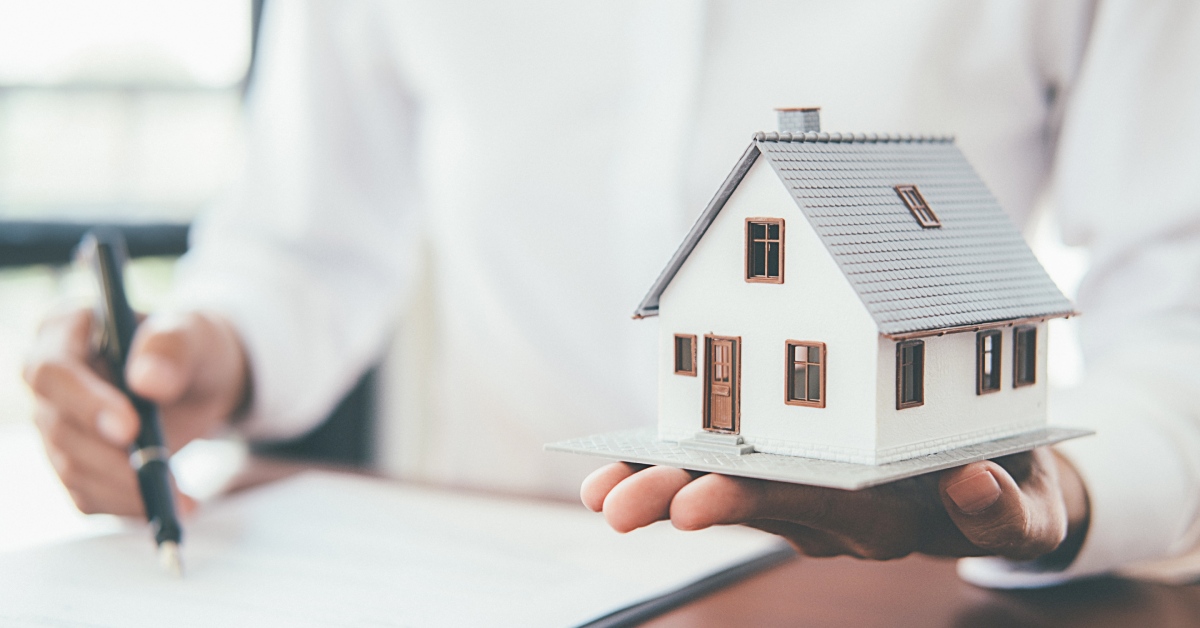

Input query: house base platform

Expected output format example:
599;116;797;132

545;426;1092;490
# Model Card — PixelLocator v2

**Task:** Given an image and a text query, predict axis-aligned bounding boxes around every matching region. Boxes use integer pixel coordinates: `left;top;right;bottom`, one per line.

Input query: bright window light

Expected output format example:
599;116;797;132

0;0;251;88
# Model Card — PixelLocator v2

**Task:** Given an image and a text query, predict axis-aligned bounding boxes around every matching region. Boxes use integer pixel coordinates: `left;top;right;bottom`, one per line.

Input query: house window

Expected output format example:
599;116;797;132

976;330;1002;394
745;218;784;283
1013;326;1037;387
785;341;826;408
896;340;924;409
674;334;697;376
894;185;941;228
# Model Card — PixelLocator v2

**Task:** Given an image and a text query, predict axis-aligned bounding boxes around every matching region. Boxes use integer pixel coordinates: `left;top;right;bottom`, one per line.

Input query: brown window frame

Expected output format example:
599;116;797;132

745;217;784;283
894;185;941;229
896;339;925;409
976;330;1002;395
785;341;826;408
1013;325;1037;387
673;334;697;376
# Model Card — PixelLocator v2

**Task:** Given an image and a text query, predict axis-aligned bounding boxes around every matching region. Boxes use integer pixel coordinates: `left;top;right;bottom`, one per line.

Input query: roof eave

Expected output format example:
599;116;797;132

881;310;1080;341
631;307;656;320
632;141;762;319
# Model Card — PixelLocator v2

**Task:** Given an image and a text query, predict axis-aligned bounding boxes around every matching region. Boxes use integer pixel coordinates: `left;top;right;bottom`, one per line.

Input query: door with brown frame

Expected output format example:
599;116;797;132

704;335;741;433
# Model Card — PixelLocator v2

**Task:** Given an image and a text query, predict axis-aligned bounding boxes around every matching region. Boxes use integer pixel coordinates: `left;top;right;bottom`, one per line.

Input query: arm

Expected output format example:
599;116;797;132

960;0;1200;586
583;1;1200;578
168;0;422;440
22;0;421;517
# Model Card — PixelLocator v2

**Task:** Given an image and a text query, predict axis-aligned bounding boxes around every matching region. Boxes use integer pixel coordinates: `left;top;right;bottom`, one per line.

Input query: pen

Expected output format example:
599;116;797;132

78;230;184;576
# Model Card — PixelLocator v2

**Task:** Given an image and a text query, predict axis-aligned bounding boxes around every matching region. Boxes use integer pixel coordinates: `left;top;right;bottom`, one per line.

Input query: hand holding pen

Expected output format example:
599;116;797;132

20;231;249;573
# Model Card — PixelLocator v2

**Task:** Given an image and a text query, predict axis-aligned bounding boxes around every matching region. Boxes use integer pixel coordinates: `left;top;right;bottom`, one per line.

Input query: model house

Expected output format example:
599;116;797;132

548;109;1087;488
633;108;1076;466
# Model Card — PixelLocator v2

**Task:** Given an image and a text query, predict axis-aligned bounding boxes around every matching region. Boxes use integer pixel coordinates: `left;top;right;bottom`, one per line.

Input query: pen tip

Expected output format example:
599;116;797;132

158;541;184;578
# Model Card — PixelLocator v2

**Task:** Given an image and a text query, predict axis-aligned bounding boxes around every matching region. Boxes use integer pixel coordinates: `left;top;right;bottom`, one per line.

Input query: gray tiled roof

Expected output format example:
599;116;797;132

635;133;1075;336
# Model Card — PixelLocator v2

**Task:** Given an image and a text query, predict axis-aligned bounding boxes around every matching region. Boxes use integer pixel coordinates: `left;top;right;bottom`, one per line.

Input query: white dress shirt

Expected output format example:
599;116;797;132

169;0;1200;586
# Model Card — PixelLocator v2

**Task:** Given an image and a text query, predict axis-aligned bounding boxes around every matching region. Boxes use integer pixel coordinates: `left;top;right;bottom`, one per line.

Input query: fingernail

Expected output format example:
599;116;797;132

128;356;178;393
946;471;1002;514
97;410;133;445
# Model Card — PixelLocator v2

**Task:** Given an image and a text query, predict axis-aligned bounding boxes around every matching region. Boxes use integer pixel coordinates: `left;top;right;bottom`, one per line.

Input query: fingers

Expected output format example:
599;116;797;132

668;473;837;531
601;466;699;533
586;451;1072;564
667;475;912;560
30;308;93;361
36;404;201;518
26;357;141;445
24;310;140;446
580;463;642;512
668;474;759;530
35;405;143;516
745;520;847;558
127;312;250;449
25;308;145;516
25;308;209;519
597;468;843;534
126;315;199;404
938;451;1067;560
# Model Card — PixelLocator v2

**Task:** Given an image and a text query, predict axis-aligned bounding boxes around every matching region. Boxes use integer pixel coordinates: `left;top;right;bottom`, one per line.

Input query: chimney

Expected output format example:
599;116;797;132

776;107;820;134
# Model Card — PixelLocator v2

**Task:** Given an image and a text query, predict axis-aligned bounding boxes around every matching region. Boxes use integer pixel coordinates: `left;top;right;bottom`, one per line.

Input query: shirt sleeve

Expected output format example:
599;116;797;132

166;0;422;440
960;0;1200;587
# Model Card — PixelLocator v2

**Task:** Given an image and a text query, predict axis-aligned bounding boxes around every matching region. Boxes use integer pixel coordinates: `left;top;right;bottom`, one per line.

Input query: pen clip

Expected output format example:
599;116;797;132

75;230;129;372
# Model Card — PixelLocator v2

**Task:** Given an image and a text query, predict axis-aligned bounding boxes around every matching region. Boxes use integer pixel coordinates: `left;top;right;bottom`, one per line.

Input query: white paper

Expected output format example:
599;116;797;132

0;471;783;627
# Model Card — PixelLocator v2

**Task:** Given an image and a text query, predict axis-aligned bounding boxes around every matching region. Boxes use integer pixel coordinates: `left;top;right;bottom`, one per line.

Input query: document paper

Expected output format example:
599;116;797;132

0;471;784;627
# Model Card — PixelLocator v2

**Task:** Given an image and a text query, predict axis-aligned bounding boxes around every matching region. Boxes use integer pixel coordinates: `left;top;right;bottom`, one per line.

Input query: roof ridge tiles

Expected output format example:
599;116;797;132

754;131;955;144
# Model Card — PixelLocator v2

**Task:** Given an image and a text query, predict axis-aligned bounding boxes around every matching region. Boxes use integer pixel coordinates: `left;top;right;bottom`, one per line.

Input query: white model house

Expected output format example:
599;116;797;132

633;109;1076;466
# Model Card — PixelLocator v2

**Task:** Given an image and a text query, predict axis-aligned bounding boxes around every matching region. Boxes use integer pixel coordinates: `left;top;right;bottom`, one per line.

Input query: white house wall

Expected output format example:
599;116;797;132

656;156;881;462
873;323;1049;463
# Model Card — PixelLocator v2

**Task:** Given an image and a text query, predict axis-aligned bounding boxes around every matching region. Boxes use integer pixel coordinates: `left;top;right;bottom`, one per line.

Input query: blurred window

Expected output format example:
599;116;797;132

0;0;255;427
0;0;253;223
0;0;250;88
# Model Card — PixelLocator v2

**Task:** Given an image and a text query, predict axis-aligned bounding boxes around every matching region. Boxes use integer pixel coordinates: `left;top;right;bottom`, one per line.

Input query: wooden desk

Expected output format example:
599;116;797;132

647;553;1200;628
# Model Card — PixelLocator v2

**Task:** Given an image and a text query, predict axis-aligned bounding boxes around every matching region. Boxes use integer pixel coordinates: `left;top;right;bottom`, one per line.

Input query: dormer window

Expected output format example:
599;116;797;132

894;185;941;228
745;218;784;283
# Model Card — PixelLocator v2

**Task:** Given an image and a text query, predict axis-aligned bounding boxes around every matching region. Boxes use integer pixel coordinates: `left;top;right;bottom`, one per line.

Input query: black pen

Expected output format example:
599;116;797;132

78;230;184;576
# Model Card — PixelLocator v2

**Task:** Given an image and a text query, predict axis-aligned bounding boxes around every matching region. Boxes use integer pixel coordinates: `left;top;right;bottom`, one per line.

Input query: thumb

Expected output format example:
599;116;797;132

126;316;197;404
939;460;1066;561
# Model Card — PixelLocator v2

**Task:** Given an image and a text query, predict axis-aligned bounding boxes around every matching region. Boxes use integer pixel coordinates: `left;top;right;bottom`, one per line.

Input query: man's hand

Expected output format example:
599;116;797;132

23;308;249;517
581;448;1089;563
